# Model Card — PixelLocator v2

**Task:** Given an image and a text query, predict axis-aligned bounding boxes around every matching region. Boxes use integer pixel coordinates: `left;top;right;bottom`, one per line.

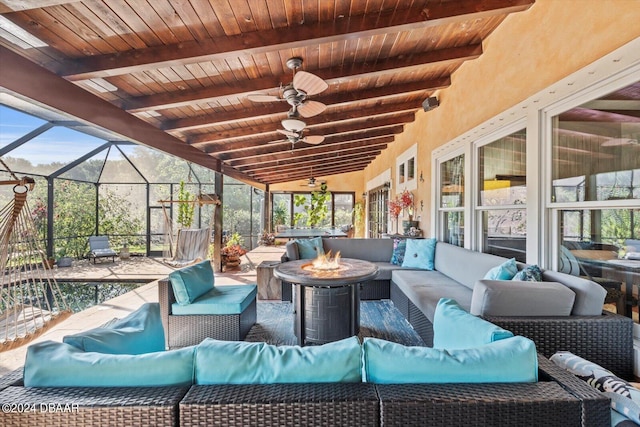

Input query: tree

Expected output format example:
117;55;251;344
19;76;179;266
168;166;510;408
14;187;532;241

294;183;331;228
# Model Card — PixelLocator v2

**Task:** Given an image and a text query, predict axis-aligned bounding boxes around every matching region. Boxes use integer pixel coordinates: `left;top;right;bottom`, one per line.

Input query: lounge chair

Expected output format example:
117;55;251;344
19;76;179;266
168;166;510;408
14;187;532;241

88;236;117;264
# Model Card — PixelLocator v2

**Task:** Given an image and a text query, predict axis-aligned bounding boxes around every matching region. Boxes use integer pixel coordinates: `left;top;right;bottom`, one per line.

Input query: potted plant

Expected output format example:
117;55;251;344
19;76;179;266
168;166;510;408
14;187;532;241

221;232;247;269
294;183;331;228
119;241;130;259
56;248;73;268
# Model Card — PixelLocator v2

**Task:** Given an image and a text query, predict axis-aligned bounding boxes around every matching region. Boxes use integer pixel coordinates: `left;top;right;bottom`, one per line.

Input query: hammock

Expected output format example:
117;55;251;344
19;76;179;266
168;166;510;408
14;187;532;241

0;175;72;352
160;194;219;268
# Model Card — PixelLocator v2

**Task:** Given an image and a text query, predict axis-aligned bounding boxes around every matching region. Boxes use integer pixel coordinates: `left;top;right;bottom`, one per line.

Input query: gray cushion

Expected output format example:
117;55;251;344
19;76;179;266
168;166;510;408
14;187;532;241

392;270;472;322
434;242;507;289
323;238;394;262
541;270;606;315
470;280;576;316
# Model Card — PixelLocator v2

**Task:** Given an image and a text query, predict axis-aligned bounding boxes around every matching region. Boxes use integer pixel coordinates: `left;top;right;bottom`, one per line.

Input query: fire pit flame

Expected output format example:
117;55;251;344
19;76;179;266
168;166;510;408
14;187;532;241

311;251;341;271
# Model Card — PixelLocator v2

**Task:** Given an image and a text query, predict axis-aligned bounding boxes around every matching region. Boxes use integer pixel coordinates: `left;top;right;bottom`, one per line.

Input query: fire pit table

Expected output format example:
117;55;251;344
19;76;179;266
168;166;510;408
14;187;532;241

274;258;378;345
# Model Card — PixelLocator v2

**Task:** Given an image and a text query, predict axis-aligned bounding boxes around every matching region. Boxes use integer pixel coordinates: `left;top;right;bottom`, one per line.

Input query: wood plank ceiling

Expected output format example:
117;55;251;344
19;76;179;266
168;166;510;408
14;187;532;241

0;0;536;186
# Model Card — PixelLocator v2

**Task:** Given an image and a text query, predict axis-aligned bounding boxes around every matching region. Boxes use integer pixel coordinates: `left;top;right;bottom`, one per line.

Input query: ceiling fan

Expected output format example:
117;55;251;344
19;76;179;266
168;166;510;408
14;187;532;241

300;176;326;188
247;57;328;120
272;128;325;150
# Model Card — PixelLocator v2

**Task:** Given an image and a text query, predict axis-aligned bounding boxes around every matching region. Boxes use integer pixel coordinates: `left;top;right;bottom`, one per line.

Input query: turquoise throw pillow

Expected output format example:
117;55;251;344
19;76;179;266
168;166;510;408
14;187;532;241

513;265;543;282
390;238;407;266
169;260;215;305
401;238;436;270
362;336;538;384
432;298;513;350
296;237;325;259
195;336;361;384
551;351;640;425
484;258;518;280
63;302;165;354
24;341;195;387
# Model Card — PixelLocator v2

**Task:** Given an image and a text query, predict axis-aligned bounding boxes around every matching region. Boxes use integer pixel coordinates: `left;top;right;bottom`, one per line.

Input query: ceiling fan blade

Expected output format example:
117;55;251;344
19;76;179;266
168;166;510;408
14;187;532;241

601;137;638;147
247;94;282;103
277;128;299;138
297;100;327;118
293;71;328;96
301;135;325;145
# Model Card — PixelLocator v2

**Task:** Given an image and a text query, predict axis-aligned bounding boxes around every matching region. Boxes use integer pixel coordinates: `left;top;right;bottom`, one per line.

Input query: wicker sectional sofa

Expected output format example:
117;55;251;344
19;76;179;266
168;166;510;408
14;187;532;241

283;238;634;379
0;346;610;427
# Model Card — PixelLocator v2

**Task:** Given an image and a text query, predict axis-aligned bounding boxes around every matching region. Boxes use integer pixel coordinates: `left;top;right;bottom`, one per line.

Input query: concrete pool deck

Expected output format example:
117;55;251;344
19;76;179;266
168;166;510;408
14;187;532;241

0;245;286;376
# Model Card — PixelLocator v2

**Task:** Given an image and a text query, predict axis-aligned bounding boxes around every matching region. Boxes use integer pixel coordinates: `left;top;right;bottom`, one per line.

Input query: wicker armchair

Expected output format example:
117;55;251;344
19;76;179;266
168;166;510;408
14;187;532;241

158;279;256;349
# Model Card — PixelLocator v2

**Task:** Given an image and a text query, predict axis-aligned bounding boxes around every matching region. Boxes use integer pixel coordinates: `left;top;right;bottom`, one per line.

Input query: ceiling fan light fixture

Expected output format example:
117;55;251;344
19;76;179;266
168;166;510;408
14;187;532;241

282;118;306;132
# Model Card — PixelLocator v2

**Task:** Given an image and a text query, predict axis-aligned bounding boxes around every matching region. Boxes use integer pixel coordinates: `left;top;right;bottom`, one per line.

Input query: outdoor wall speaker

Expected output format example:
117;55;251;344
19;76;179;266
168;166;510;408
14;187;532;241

422;96;439;112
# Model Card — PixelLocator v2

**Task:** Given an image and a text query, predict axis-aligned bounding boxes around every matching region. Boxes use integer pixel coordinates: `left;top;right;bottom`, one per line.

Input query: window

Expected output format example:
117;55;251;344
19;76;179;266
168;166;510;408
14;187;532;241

438;154;465;246
396;144;417;191
270;192;354;230
477;129;527;262
550;80;640;318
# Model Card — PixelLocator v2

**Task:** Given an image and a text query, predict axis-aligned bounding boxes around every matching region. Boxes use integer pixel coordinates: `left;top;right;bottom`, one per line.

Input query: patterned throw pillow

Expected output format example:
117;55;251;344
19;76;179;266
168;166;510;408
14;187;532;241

550;351;640;426
390;239;407;266
513;265;543;282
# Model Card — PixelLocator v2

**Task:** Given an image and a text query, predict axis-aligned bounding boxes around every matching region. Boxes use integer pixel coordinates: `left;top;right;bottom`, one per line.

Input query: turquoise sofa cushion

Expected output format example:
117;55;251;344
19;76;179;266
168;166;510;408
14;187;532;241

63;302;165;354
362;336;538;384
433;298;513;349
195;336;361;384
295;237;325;259
24;341;195;387
513;264;543;282
172;284;257;315
401;238;436;270
484;257;518;280
169;260;215;305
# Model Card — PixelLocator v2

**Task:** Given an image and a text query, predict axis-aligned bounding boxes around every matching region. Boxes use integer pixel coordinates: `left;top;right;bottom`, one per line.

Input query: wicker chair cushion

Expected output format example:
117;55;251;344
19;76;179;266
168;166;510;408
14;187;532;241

551;351;640;426
483;257;518;280
24;341;195;387
195;336;362;384
401;238;436;270
171;285;257;315
432;298;513;350
169;260;215;305
362;336;538;384
63;303;165;354
295;237;324;259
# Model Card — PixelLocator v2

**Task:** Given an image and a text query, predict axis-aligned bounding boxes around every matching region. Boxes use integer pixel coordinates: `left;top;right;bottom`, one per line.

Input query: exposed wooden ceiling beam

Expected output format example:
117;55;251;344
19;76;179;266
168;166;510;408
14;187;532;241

263;162;374;183
216;127;402;161
0;46;266;182
236;142;390;172
191;111;415;147
240;150;383;175
162;78;448;132
55;0;531;81
249;154;380;178
123;45;481;112
224;136;394;167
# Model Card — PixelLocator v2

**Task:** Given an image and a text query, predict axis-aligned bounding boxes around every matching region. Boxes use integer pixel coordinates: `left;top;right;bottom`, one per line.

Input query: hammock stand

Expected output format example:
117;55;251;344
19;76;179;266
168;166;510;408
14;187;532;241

159;193;220;268
0;174;72;352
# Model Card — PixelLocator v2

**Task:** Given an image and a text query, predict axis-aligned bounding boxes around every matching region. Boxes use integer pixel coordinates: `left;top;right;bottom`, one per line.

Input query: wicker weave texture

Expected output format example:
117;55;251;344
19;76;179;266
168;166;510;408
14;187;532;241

360;279;390;300
537;356;611;427
0;385;188;427
159;279;257;349
180;383;380;427
390;282;409;319
378;381;582;427
487;311;634;380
